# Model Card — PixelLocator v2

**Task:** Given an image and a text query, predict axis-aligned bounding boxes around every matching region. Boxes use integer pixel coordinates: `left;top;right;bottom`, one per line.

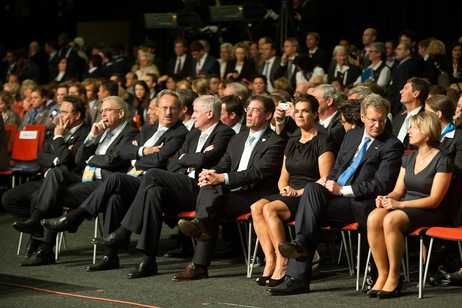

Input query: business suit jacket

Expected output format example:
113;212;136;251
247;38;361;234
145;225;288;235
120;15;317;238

327;63;362;88
224;59;258;82
392;107;425;151
3;109;20;126
120;120;189;171
37;122;90;173
308;48;330;71
386;58;420;116
19;107;53;131
167;121;235;177
315;111;345;151
274;55;300;88
75;123;139;180
258;56;282;89
194;54;220;77
167;54;195;79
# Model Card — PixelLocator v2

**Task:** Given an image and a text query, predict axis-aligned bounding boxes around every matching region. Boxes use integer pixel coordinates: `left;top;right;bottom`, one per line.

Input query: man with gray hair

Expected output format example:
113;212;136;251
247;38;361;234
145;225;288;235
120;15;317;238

87;94;235;278
354;42;391;89
312;84;345;149
347;85;372;100
222;81;251;103
219;42;233;79
42;90;189;270
14;95;139;265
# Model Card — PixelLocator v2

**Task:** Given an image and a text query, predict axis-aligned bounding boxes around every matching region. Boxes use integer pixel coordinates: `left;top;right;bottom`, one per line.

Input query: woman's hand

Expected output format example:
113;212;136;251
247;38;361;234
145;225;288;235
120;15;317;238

381;197;402;211
280;186;298;197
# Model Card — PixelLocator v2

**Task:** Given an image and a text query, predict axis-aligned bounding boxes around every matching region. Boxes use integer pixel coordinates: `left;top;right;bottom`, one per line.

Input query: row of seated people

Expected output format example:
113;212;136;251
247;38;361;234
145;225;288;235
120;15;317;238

1;78;462;298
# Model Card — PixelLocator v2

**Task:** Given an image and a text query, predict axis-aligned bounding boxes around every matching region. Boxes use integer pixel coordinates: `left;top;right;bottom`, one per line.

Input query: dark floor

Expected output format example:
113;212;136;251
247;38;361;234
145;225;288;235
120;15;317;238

0;207;461;308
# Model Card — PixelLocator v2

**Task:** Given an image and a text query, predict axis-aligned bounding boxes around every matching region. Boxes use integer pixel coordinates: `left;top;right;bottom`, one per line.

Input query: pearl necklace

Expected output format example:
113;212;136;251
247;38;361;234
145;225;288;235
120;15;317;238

419;148;435;164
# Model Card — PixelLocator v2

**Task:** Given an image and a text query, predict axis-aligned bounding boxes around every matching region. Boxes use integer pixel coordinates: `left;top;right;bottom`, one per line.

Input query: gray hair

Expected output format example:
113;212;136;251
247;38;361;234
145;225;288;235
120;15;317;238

193;95;222;121
370;42;387;60
348;86;372;100
156;89;180;108
220;42;233;52
103;96;128;120
226;82;251;102
315;84;342;107
139;52;154;63
332;45;346;57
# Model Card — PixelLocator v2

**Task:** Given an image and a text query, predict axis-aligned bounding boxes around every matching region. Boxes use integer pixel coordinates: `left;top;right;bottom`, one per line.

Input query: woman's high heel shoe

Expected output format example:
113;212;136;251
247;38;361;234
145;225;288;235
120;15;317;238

377;276;404;299
256;274;273;286
366;289;380;298
266;275;286;287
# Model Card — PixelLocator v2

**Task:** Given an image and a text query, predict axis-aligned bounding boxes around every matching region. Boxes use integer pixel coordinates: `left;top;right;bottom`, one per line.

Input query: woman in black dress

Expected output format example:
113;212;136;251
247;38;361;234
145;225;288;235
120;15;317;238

367;112;453;299
251;94;335;287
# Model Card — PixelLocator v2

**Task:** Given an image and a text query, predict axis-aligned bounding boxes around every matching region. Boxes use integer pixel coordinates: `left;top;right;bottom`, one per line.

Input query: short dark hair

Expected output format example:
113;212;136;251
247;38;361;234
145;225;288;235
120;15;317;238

252;74;267;85
176;88;198;115
62;94;86;119
339;99;363;128
407;77;430;103
249;95;275;119
222;95;244;118
190;41;204;52
101;79;119;96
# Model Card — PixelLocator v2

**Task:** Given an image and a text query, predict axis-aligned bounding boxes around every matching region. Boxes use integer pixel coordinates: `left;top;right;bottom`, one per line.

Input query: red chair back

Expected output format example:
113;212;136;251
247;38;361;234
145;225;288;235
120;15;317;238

5;124;17;153
133;115;141;130
24;124;45;151
11;130;41;161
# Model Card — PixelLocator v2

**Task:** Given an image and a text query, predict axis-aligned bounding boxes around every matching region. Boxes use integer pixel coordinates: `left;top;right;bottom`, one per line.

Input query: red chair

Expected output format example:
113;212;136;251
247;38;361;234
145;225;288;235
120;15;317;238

133;115;141;130
5;124;17;154
423;226;462;298
24;124;45;151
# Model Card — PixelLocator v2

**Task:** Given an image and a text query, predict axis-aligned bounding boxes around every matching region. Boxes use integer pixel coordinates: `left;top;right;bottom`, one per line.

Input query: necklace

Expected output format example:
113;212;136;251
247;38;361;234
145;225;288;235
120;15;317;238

419;148;435;164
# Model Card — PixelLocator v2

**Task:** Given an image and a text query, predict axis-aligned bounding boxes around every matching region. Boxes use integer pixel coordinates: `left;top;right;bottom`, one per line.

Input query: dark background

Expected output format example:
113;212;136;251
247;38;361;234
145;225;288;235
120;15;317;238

2;0;462;59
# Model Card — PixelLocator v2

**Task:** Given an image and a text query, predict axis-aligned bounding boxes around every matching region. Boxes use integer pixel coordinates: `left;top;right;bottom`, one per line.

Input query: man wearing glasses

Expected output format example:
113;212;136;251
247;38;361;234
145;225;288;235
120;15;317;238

269;94;403;295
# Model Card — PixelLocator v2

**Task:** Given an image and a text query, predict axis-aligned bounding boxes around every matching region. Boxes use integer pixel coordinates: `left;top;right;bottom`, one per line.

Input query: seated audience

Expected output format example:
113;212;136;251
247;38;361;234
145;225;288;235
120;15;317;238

225;42;257;82
0;90;20;125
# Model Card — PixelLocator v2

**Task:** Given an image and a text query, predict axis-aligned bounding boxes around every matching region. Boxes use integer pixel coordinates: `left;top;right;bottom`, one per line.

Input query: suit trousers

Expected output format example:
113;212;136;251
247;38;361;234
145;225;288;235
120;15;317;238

121;168;198;256
285;182;357;283
79;172;142;236
192;185;261;266
2;179;43;221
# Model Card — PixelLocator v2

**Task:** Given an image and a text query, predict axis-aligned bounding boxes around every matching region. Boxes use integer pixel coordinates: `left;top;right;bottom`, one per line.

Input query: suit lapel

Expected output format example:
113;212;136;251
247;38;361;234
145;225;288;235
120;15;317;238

248;127;272;166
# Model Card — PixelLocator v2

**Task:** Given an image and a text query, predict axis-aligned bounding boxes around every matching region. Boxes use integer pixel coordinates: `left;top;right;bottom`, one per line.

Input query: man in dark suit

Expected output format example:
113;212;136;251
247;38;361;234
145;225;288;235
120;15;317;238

269;94;403;295
166;38;195;79
221;95;248;134
171;95;286;281
41;90;189;267
258;40;281;94
305;32;329;72
275;38;301;89
312;84;345;150
2;95;89;264
392;77;429;150
190;41;220;78
11;96;139;265
85;95;235;277
386;43;421;117
355;28;377;70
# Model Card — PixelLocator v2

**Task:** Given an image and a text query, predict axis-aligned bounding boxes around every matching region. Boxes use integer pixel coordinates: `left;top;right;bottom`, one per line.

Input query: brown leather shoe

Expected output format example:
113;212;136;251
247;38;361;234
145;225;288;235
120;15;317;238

178;219;210;242
172;262;208;281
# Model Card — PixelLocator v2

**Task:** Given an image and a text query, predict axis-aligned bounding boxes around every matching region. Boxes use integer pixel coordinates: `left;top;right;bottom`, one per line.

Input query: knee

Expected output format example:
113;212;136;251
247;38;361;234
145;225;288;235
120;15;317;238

262;203;277;220
367;209;384;230
382;213;403;232
251;200;266;218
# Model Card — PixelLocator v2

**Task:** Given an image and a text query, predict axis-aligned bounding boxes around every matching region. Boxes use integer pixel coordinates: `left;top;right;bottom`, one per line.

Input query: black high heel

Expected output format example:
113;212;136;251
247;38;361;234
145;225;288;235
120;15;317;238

266;275;286;287
256;274;273;286
377;276;404;299
366;289;380;298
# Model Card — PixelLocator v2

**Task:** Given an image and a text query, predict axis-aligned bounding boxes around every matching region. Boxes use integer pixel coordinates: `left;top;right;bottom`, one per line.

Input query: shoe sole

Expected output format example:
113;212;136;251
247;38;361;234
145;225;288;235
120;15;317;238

13;224;43;237
278;243;303;260
172;274;208;281
178;221;210;242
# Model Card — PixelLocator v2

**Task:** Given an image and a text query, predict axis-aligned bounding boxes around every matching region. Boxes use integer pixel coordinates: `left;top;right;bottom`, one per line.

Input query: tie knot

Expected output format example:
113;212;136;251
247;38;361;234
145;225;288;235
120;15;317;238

364;136;371;143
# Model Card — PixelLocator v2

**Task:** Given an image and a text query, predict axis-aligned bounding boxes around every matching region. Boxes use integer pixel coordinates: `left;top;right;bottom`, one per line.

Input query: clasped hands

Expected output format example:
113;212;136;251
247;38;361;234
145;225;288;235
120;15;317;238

316;177;342;195
376;196;402;210
198;169;224;187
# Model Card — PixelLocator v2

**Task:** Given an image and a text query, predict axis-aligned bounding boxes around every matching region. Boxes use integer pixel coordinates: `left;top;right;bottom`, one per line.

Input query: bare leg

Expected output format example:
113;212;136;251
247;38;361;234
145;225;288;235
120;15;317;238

367;208;389;290
263;200;291;280
251;199;275;278
382;210;409;292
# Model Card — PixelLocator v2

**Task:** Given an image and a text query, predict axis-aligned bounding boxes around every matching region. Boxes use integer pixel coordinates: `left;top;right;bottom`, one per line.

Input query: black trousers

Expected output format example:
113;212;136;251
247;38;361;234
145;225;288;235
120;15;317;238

121;168;198;256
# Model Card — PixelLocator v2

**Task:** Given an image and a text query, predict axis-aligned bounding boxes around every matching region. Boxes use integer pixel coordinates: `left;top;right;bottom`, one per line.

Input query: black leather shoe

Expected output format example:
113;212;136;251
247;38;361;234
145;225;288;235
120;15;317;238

278;240;311;262
267;276;310;295
366;289;380;298
41;216;78;233
86;256;120;272
178;219;209;242
24;239;40;259
127;261;158;279
377;276;403;299
447;268;462;285
164;246;194;258
429;265;450;286
13;219;43;237
92;232;129;250
19;249;55;266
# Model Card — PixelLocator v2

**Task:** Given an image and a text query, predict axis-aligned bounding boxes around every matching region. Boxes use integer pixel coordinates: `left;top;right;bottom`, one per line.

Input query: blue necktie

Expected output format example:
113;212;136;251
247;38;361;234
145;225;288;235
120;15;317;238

264;61;270;79
337;137;371;186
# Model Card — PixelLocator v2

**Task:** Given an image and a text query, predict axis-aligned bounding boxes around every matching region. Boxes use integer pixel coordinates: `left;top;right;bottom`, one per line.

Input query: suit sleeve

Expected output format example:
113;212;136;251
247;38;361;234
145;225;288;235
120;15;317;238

177;127;235;170
46;126;89;167
75;125;138;170
227;136;286;189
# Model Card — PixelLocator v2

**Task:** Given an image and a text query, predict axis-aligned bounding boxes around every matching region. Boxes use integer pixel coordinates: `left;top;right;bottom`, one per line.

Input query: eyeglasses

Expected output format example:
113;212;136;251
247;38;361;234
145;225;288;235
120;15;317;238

245;107;263;113
99;108;122;114
364;114;387;124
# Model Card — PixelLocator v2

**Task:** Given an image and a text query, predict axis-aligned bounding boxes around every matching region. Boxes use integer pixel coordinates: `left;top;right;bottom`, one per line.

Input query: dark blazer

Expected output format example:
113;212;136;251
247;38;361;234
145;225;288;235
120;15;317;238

75;122;139;180
328;127;403;200
120;120;188;171
167;121;235;177
212;126;286;196
3;109;20;126
166;54;195;79
194;54;220;77
82;67;104;80
258;56;282;89
274;55;300;88
37;122;90;173
392;107;425;151
441;128;462;174
308;48;330;71
327;63;362;88
315;111;345;151
224;59;258;82
386;58;421;116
